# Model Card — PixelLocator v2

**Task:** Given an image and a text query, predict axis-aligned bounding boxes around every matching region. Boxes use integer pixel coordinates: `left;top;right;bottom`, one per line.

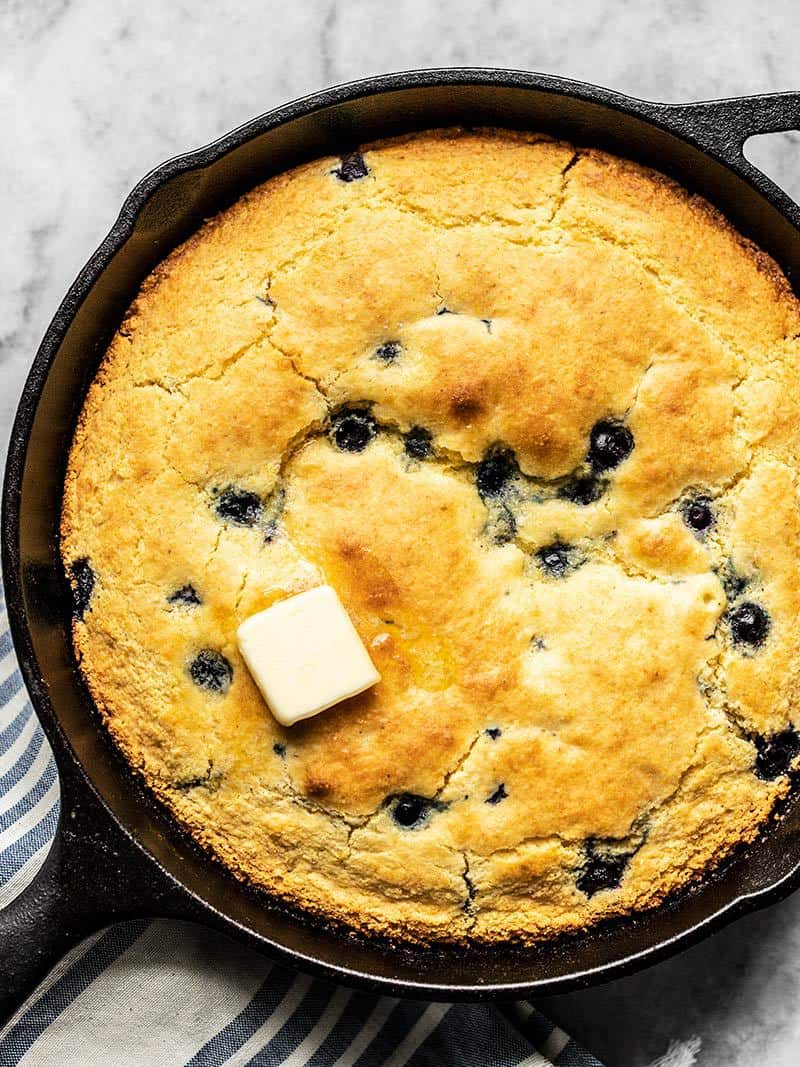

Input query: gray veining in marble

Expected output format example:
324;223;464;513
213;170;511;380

2;2;800;1064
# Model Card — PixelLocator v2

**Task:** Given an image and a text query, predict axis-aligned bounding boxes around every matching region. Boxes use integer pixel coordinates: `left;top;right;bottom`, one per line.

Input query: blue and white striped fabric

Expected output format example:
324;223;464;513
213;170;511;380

0;583;604;1066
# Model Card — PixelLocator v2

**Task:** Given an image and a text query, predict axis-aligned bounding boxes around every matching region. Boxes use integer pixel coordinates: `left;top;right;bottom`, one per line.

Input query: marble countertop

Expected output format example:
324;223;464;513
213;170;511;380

3;2;800;1064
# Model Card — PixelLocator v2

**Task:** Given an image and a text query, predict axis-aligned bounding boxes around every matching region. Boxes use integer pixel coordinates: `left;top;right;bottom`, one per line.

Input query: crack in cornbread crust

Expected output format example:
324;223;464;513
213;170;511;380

61;129;800;945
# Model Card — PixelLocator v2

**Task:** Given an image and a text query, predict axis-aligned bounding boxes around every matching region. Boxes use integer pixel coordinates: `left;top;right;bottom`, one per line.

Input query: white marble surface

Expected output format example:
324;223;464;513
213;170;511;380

2;2;800;1064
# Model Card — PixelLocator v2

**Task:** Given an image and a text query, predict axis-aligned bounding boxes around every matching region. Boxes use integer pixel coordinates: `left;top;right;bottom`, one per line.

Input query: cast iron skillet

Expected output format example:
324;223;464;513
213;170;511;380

2;69;800;1023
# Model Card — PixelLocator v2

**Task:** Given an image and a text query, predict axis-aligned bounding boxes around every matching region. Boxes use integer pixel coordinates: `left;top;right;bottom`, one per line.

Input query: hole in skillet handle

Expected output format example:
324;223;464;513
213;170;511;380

744;131;800;206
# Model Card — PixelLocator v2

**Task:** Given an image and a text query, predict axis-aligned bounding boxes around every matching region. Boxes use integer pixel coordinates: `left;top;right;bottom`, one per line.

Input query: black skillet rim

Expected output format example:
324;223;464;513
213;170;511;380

4;67;800;1001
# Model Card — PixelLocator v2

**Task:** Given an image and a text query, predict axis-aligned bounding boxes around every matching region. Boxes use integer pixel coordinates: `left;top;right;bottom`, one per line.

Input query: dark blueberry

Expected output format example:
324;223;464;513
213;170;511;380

754;726;800;780
375;340;402;364
729;601;770;649
559;474;605;506
273;742;287;757
332;409;377;453
588;420;634;472
334;152;369;182
189;649;233;694
576;843;631;897
167;584;201;607
485;727;502;740
486;783;508;805
404;426;433;460
682;496;714;534
391;793;432;829
537;542;571;578
476;448;518;500
68;558;95;620
214;487;263;527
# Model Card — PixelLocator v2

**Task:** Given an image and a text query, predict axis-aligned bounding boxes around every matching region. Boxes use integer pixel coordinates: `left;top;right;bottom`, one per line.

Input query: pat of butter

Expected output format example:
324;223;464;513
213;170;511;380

236;585;380;726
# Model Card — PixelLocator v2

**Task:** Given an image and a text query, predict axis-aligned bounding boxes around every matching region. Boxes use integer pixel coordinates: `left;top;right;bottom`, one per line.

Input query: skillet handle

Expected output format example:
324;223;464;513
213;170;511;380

658;91;800;168
0;749;196;1027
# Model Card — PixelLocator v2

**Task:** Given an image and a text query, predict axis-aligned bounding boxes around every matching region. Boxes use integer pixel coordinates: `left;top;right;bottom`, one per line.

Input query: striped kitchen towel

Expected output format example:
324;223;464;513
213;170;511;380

0;584;604;1066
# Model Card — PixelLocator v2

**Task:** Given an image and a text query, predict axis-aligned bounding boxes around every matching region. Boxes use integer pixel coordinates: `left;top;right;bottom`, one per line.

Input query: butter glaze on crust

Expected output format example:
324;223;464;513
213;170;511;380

61;129;800;944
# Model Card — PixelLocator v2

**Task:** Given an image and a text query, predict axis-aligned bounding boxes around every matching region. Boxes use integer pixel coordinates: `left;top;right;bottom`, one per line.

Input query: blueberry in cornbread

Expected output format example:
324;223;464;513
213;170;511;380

168;584;202;607
404;426;433;460
537;542;572;578
577;842;633;897
754;727;800;781
391;794;436;829
559;474;605;506
588;419;634;472
214;487;263;527
67;557;95;619
374;340;402;364
729;601;771;649
334;152;369;182
189;650;233;694
332;409;377;453
683;496;715;534
476;448;518;500
486;783;508;805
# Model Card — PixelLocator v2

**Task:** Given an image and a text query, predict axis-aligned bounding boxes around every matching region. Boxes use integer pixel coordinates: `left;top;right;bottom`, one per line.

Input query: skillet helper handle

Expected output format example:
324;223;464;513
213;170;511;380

658;91;800;167
0;752;192;1026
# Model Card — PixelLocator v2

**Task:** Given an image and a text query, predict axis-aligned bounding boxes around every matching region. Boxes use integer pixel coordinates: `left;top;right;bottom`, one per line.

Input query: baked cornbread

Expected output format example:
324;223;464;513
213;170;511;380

61;129;800;945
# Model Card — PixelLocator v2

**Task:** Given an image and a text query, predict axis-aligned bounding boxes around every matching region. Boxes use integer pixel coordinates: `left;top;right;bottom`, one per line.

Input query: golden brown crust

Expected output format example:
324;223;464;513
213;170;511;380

61;128;800;944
